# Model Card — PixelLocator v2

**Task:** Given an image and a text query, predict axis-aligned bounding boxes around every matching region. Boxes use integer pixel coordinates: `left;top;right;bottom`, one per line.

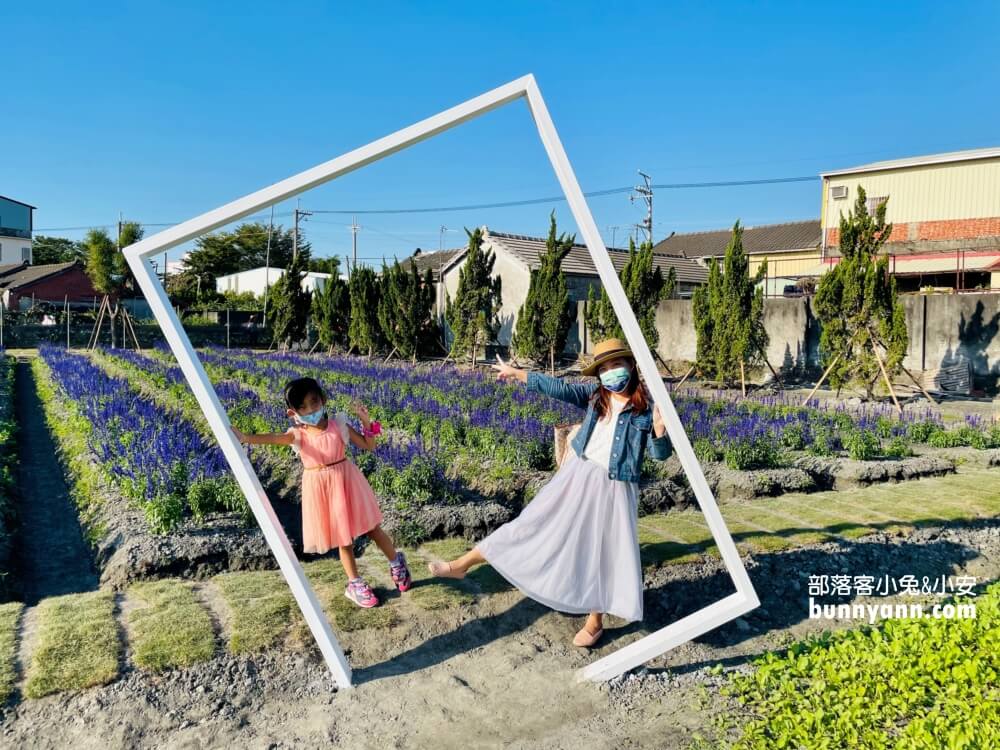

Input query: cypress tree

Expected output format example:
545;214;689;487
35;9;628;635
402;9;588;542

691;222;768;386
585;238;675;350
347;266;383;356
511;213;575;372
814;187;907;400
692;256;721;378
445;227;502;366
378;260;438;361
268;251;313;350
312;256;349;351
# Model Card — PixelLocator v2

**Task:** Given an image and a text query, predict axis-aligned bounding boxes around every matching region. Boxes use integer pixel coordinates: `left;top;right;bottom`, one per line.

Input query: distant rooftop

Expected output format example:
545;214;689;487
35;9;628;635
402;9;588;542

652;220;821;259
472;228;709;284
821;147;1000;177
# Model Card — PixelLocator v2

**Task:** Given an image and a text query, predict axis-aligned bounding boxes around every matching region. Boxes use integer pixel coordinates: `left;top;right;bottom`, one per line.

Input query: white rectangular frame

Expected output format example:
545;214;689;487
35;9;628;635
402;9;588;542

123;74;759;689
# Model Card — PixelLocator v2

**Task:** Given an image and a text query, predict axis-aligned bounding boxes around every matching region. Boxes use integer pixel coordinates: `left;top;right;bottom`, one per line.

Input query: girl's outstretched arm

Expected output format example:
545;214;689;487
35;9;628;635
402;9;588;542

232;426;295;446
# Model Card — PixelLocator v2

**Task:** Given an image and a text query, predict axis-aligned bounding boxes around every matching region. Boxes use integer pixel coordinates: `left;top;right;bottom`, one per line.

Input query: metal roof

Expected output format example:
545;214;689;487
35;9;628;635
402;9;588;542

652;220;821;259
398;248;463;280
821;147;1000;177
0;261;79;290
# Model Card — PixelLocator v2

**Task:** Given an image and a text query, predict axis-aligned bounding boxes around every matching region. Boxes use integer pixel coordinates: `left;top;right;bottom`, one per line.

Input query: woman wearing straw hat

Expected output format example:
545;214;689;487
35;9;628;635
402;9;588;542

428;337;672;648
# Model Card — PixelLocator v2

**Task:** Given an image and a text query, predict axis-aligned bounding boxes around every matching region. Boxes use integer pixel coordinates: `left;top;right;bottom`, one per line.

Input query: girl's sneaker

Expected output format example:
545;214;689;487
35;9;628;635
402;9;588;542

389;551;412;592
345;577;378;608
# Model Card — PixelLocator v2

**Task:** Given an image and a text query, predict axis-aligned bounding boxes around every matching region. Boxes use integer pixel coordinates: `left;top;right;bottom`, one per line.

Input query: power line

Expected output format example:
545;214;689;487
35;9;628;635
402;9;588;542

34;174;817;232
304;175;817;215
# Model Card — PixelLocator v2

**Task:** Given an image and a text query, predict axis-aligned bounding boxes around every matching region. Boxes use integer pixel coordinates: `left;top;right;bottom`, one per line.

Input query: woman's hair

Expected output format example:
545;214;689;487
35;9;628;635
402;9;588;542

589;357;649;418
284;377;327;410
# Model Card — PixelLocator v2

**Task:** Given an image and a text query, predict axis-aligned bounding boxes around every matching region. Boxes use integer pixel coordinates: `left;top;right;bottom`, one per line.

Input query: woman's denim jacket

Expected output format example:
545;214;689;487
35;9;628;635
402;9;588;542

526;370;672;482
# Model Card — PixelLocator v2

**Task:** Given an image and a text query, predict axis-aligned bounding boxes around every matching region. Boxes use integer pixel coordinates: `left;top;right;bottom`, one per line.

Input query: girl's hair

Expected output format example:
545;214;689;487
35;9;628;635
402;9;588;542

284;377;327;410
589;357;649;418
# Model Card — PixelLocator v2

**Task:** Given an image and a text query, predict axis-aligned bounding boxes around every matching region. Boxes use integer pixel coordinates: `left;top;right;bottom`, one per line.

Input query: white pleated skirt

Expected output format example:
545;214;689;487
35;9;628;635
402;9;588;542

476;449;643;622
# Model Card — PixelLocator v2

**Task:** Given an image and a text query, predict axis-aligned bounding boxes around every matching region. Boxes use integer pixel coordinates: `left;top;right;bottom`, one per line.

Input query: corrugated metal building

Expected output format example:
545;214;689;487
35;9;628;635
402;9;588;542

821;147;1000;291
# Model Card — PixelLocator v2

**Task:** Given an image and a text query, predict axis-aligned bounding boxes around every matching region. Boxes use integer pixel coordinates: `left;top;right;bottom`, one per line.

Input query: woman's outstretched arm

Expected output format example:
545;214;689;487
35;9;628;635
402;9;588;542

492;355;596;409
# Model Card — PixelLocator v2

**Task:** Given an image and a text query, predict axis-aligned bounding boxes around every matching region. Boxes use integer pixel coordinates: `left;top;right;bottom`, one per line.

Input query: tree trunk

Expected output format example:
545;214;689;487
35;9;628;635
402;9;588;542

109;305;118;349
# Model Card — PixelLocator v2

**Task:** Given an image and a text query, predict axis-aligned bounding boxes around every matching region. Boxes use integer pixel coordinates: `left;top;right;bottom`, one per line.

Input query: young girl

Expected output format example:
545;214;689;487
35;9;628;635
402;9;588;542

428;338;671;647
232;376;412;609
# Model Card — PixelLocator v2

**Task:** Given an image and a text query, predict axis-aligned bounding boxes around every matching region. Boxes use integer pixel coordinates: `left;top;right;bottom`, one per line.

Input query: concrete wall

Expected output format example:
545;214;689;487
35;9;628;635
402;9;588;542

570;296;820;368
903;292;1000;388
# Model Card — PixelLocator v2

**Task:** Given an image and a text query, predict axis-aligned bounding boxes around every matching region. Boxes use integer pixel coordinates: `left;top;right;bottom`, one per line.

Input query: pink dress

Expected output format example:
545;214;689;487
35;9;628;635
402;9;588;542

287;412;383;554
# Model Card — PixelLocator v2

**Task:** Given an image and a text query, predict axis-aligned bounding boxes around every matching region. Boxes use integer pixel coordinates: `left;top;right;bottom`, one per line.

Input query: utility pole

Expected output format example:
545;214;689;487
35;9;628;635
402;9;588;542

350;216;361;277
293;207;312;261
630;171;653;245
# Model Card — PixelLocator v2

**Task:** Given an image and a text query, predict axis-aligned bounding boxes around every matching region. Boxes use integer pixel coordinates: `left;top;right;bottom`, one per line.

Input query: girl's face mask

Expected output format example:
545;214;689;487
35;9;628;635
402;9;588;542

599;366;631;392
295;408;326;426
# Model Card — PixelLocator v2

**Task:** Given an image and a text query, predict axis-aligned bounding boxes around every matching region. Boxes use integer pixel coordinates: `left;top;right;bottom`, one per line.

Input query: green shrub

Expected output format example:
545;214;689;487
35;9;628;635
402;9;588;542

724;439;783;470
693;438;722;464
779;424;806;451
844;429;881;461
907;420;940;443
884;436;914;459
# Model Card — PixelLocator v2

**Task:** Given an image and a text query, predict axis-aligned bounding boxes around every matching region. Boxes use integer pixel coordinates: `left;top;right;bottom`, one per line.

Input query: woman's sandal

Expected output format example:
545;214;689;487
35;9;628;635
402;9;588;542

427;560;466;580
573;624;604;648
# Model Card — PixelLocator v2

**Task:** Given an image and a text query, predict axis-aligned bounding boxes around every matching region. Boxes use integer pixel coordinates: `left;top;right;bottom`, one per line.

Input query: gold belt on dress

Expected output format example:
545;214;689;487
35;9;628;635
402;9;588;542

304;458;347;471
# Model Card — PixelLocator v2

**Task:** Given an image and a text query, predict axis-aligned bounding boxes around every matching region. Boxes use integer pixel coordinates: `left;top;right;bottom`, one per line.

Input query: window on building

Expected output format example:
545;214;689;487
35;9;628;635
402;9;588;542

22;246;31;263
865;195;888;216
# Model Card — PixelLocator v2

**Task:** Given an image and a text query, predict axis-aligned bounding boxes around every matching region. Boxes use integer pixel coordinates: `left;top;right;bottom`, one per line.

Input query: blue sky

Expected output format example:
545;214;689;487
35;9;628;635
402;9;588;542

4;1;999;267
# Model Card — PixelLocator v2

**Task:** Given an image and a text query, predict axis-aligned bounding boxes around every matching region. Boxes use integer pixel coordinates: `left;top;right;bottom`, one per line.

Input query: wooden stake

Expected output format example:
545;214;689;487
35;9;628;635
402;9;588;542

676;364;696;389
867;327;937;405
123;306;142;351
383;346;398;363
803;353;841;405
871;340;903;414
739;360;746;398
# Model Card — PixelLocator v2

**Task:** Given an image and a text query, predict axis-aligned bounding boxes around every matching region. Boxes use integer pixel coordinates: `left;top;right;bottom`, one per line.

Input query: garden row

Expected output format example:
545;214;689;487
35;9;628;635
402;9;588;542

62;344;1000;552
0;539;510;704
0;355;16;601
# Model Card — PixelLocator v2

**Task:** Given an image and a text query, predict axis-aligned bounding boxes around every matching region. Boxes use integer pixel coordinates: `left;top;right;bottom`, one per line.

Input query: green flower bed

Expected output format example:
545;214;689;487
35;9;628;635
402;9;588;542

721;582;999;749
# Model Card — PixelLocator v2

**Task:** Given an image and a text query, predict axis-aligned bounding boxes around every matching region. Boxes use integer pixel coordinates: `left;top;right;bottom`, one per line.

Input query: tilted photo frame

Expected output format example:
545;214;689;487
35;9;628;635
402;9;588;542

123;74;759;690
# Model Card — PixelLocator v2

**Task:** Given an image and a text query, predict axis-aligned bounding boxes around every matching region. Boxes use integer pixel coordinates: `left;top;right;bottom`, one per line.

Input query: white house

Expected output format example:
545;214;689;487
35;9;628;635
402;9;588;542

215;266;340;297
426;226;708;353
0;195;35;266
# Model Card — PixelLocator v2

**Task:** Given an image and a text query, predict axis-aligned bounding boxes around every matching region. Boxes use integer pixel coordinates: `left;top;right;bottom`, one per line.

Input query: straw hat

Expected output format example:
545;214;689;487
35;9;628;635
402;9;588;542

580;337;635;376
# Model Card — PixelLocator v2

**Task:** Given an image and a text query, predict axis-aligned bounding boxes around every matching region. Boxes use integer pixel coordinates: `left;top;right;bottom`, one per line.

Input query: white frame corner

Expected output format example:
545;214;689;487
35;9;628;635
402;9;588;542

123;74;759;689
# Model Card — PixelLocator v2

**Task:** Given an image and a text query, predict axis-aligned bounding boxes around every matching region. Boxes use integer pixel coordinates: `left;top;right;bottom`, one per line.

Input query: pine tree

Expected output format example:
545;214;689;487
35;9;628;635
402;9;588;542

378;260;438;361
269;251;313;350
584;238;675;350
691;222;768;386
814;187;907;400
312;256;349;351
347;266;383;356
445;228;502;366
511;213;575;372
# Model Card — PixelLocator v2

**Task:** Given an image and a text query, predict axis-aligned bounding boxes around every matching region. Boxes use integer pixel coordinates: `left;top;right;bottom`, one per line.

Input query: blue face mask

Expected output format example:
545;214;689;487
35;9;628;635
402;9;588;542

295;408;326;426
599;366;631;392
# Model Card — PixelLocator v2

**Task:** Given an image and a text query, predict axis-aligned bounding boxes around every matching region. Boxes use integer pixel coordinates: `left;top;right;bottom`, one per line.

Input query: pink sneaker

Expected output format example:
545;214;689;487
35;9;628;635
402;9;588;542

345;578;378;608
389;552;412;592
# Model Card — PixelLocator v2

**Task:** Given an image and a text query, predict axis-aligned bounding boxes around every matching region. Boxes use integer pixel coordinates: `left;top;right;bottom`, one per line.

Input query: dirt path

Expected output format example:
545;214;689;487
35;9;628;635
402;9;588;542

11;358;98;605
1;519;996;748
